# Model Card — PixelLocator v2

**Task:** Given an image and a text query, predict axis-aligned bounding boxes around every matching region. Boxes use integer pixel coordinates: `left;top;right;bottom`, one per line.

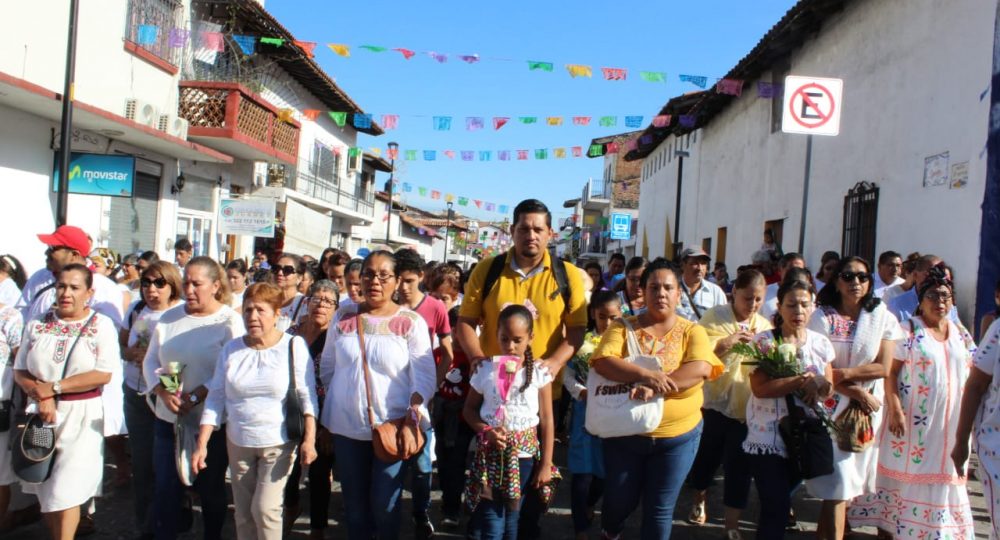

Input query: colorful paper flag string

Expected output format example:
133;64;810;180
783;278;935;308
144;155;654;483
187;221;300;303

327;44;350;57
395;48;415;59
640;71;667;83
528;61;554;72
360;45;387;52
260;37;284;47
716;78;743;96
329;111;347;127
566;64;593;78
493;117;509;130
234;35;256;55
602;67;627;81
679;74;708;88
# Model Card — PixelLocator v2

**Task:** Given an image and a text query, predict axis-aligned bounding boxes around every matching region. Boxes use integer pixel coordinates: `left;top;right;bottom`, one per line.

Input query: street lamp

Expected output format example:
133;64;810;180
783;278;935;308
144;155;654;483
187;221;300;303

443;201;454;262
384;141;399;245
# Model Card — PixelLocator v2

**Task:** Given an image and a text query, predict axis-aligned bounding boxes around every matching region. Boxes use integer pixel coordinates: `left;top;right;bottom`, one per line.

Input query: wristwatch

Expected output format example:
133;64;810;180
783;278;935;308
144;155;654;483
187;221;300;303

189;393;199;404
52;380;63;396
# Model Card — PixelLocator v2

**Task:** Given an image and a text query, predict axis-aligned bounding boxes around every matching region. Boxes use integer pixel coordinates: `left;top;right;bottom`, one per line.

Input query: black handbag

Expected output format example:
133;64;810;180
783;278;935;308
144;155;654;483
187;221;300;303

779;394;834;480
12;313;95;483
0;399;11;432
284;336;305;442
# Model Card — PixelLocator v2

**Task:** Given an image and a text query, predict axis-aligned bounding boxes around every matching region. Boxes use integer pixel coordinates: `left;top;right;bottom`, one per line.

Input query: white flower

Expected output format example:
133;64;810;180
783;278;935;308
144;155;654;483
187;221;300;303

167;361;183;375
133;320;149;334
777;343;797;363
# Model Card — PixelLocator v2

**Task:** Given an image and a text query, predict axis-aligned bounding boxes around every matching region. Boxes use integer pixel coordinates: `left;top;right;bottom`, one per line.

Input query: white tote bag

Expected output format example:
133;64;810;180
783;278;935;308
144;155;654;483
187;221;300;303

584;318;665;438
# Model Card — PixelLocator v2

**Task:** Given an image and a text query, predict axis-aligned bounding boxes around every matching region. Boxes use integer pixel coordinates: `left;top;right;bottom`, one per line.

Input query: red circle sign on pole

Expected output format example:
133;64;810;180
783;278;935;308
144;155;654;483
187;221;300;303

782;76;843;136
789;82;835;128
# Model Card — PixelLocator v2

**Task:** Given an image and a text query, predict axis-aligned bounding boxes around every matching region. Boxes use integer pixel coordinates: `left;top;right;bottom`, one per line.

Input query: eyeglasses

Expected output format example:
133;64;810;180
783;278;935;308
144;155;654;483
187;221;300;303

361;271;396;284
309;297;337;308
271;265;298;276
839;271;871;283
924;291;953;303
140;277;168;288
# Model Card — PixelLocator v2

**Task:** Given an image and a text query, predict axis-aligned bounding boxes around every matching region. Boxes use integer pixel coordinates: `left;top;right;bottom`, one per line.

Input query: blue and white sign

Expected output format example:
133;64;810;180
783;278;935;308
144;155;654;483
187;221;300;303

52;152;135;197
610;213;632;240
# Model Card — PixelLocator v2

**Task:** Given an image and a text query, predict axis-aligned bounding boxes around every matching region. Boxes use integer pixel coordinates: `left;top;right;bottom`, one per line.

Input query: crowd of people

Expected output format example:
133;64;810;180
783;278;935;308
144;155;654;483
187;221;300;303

0;198;999;540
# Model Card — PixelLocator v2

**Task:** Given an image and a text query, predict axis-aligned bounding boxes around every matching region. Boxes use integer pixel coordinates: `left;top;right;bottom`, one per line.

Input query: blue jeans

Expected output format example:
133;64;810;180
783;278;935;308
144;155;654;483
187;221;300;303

571;473;604;533
333;434;409;540
123;385;155;535
408;427;434;522
688;409;752;509
601;422;703;540
747;453;801;539
470;457;534;540
152;419;228;540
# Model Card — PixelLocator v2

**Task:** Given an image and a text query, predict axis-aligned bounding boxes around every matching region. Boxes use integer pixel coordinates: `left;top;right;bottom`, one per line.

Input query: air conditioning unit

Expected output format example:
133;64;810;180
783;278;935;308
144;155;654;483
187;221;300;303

124;98;159;127
347;151;363;174
157;115;189;139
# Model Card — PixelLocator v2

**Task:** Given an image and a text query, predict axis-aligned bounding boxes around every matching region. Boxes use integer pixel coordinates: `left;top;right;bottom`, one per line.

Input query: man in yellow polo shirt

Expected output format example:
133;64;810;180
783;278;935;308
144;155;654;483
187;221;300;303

456;198;587;539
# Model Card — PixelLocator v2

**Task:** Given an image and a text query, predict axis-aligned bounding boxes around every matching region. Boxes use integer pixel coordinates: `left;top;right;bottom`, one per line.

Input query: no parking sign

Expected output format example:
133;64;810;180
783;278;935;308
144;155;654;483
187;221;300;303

782;76;844;136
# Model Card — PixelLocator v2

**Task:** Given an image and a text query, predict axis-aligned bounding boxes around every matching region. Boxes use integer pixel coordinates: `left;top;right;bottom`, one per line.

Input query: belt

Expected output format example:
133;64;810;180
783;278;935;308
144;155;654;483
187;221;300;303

59;388;103;402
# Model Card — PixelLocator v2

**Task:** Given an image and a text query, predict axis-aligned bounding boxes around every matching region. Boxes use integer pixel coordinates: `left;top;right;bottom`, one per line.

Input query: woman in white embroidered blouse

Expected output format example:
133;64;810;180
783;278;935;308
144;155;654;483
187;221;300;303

13;264;119;538
271;254;307;332
193;282;318;540
743;279;834;540
318;250;436;540
143;257;244;540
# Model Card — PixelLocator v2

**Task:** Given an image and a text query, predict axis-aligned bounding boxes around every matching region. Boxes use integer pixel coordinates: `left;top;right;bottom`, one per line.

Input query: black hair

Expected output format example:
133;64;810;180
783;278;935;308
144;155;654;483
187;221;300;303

815;256;881;313
779;252;805;269
732;268;766;291
226;258;249;275
816;250;841;280
639;257;681;288
608;253;626;265
174;238;193;253
782;267;815;288
347;259;364;274
139;250;160;264
498;304;536;392
584;261;606;290
878;251;902;265
587;289;621;332
277;253;305;274
393;248;426;276
0;254;27;289
773;279;816;331
512;199;552;228
57;262;94;289
362;250;397;274
302;260;322;283
625;256;647;275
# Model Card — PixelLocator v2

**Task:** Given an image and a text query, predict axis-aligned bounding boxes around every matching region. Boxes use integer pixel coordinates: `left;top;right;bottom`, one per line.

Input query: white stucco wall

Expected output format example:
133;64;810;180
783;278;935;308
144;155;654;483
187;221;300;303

637;0;992;322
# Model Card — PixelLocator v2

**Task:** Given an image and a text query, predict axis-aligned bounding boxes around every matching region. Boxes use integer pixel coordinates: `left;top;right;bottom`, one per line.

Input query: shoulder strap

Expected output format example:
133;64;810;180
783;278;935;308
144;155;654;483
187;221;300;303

356;313;377;428
127;300;146;330
52;312;97;405
550;251;571;306
683;282;703;319
621;318;643;359
290;296;306;322
784;394;805;420
28;282;56;314
287;335;297;392
481;253;508;303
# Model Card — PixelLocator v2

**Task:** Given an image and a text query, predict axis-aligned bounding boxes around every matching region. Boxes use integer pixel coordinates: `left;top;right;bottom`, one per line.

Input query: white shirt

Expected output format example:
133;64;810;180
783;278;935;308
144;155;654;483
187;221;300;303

277;294;307;332
470;357;553;433
16;269;126;328
15;311;120;383
319;305;436;441
0;278;21;308
142;304;245;423
742;329;836;458
0;307;23;401
676;278;728;321
872;273;904;298
202;334;318;448
124;304;175;391
760;282;780;321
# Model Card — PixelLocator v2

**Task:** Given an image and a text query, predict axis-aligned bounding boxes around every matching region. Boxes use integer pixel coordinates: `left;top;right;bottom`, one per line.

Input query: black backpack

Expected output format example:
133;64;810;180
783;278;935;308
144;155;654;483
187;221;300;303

480;248;572;309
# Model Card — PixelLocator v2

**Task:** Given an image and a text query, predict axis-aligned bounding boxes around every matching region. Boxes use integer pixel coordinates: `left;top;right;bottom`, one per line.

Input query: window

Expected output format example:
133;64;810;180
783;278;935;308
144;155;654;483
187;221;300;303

124;0;183;66
841;182;879;263
764;219;785;253
311;143;340;184
702;237;712;256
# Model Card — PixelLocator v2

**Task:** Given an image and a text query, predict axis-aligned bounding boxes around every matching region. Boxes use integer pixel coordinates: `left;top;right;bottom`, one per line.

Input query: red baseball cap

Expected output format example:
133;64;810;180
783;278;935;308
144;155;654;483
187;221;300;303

38;225;91;256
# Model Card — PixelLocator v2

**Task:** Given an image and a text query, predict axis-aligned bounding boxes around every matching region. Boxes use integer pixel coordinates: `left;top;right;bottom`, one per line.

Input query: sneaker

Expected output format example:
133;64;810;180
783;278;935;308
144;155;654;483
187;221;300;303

415;518;435;540
441;514;460;527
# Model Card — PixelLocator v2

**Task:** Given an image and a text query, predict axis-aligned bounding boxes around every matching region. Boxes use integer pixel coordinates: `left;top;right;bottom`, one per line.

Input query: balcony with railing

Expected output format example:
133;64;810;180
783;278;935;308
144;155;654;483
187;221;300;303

178;81;300;165
580;226;607;255
292;164;375;218
582;178;612;210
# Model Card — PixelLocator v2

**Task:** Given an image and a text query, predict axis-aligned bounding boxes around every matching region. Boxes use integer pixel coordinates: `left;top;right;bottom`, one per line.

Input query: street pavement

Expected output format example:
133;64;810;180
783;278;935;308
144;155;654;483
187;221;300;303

4;446;992;539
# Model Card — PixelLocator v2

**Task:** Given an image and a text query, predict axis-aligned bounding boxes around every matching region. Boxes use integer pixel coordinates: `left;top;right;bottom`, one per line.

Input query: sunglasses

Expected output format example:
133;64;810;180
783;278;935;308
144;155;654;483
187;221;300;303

141;277;168;288
839;271;871;283
924;291;953;303
271;265;298;276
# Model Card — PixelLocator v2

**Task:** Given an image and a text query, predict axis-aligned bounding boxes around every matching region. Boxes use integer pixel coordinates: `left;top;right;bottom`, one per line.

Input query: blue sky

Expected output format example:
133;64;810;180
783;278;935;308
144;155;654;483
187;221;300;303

265;0;799;223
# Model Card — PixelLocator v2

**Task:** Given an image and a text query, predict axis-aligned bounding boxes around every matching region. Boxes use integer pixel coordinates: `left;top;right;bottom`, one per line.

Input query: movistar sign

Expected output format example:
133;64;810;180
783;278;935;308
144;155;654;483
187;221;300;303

52;152;135;197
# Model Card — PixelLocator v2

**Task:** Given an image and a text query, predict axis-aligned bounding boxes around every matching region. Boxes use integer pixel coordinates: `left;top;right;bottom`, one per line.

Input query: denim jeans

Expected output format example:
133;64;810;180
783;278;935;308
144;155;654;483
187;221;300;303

601;422;703;540
333;434;409;540
123;385;155;536
152;419;228;540
747;453;801;539
688;409;752;509
434;406;474;517
408;427;434;522
570;473;604;533
470;457;534;540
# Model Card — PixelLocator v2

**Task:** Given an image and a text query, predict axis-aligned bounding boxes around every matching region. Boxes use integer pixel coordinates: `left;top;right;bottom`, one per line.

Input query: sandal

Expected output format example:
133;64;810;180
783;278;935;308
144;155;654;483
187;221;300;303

725;530;744;540
687;500;707;525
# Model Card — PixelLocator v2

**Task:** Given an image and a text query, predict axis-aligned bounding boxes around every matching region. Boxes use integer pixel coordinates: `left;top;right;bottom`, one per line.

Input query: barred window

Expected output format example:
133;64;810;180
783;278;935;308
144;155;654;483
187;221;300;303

841;182;879;263
124;0;184;66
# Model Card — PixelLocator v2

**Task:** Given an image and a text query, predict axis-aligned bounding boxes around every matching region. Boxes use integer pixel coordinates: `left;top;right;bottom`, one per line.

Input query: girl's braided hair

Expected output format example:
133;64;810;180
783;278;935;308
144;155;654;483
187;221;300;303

498;304;536;393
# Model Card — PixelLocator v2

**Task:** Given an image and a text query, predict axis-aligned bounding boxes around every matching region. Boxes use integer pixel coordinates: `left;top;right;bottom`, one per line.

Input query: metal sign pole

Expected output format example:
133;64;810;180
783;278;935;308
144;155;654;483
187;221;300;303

797;134;814;254
56;0;80;226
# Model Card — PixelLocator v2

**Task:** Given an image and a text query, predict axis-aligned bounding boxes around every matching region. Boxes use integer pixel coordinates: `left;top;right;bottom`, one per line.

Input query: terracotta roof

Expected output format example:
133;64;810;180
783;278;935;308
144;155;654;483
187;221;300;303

409;217;470;231
588;130;643;149
624;0;851;160
204;0;383;136
363;154;393;172
400;214;441;238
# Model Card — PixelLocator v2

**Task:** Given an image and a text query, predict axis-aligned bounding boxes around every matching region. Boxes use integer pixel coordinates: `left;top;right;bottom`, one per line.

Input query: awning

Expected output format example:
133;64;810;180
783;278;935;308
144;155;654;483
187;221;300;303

0;70;232;164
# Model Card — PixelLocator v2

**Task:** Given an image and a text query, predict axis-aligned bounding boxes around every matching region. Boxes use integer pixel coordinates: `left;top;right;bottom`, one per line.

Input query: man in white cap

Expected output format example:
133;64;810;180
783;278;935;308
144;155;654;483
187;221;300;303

676;247;727;321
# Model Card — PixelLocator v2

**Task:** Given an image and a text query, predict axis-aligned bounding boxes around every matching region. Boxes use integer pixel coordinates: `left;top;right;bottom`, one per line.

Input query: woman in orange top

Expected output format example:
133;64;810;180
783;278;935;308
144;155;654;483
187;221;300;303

590;257;723;539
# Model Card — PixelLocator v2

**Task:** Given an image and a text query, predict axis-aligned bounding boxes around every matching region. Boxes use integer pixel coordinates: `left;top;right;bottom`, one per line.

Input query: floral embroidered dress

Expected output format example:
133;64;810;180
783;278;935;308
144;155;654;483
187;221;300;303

849;317;975;539
969;320;1000;539
13;311;120;512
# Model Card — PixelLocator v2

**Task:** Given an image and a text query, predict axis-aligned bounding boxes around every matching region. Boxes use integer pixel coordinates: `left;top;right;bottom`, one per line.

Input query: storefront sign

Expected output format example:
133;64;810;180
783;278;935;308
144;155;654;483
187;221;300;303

218;198;276;237
52;152;135;197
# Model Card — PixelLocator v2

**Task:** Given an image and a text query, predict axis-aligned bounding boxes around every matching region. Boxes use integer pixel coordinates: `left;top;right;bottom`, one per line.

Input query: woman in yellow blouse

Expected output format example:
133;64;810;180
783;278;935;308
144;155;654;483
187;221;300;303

591;257;723;540
688;269;771;540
